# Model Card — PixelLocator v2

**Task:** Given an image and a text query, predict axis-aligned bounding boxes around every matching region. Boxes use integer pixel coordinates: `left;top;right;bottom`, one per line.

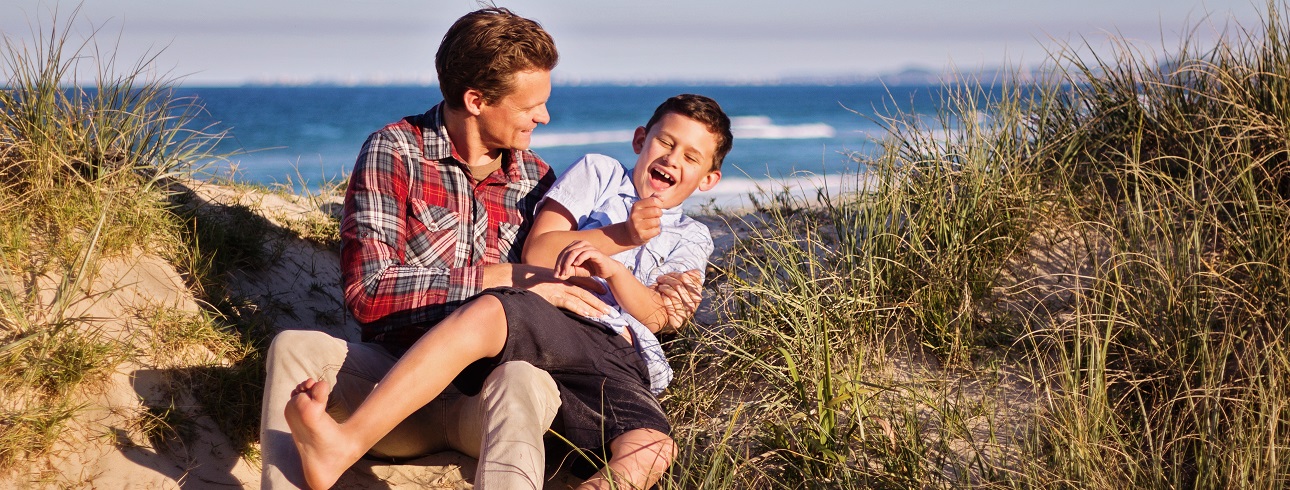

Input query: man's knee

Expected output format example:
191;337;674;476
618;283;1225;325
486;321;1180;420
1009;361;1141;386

265;330;347;387
480;361;560;415
267;329;329;363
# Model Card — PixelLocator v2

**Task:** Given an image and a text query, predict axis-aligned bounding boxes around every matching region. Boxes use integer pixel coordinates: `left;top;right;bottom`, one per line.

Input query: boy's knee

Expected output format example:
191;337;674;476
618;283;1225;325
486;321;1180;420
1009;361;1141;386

449;295;508;335
471;294;505;320
449;295;510;355
662;437;678;469
615;429;677;470
646;432;678;469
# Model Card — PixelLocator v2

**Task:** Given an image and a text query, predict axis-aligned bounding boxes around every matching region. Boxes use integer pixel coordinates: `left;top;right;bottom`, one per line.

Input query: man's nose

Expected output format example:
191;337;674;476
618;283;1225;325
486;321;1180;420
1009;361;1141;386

534;104;550;125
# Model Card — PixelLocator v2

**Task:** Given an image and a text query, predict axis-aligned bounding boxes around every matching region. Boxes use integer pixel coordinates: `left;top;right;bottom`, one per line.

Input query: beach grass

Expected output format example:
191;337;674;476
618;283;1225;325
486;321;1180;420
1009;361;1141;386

659;1;1290;488
0;8;262;469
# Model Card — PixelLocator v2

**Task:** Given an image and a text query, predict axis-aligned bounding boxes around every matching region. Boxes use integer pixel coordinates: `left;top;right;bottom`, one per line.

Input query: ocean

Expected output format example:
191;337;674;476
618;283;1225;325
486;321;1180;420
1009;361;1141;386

180;84;945;208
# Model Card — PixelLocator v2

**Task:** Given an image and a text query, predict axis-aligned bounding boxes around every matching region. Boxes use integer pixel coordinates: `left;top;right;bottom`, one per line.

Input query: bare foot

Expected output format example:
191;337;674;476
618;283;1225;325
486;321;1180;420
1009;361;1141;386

284;378;365;489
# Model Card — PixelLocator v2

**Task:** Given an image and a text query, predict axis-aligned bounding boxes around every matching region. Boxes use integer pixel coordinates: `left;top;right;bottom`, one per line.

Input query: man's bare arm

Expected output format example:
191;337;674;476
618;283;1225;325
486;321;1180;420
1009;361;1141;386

482;263;613;318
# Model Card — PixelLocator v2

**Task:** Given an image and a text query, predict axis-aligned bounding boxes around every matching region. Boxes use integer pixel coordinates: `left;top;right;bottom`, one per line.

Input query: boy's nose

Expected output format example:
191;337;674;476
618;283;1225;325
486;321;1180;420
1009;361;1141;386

663;149;683;166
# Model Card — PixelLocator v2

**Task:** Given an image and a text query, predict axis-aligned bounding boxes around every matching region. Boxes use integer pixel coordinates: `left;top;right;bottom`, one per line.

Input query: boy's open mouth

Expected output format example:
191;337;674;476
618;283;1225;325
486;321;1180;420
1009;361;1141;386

649;167;676;190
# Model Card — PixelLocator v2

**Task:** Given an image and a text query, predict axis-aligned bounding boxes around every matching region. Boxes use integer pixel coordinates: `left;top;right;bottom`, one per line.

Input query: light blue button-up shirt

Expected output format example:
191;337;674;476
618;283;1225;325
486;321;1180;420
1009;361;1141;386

540;154;713;394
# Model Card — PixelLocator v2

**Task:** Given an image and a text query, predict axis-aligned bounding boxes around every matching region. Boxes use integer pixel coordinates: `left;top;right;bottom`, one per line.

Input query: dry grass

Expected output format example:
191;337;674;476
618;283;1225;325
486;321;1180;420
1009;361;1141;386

659;2;1290;488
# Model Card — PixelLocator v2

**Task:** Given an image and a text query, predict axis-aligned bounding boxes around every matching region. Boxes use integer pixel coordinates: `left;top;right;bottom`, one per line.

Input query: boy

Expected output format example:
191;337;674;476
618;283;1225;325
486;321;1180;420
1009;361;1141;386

286;94;731;489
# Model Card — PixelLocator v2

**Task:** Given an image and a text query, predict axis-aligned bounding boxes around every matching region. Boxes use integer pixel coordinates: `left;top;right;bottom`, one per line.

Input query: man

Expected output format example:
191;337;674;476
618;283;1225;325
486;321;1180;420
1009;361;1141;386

260;7;702;489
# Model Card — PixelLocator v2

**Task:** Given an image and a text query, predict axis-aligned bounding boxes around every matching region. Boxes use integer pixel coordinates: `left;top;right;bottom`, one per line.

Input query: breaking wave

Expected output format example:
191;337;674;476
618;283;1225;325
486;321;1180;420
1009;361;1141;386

530;115;836;149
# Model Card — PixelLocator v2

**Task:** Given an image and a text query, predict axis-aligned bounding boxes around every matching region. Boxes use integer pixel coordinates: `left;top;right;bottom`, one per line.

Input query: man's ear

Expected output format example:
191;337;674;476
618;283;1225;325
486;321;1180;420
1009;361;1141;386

631;126;647;154
462;88;486;116
698;169;722;192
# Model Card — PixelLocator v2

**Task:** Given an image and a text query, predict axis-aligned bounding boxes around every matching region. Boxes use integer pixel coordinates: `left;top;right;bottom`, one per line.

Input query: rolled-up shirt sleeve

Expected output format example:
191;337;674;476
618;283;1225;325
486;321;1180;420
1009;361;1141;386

539;154;619;226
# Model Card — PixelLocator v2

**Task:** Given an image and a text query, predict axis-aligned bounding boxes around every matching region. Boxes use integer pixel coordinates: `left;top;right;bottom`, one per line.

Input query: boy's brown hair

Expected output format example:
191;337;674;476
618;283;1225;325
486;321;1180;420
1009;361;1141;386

435;8;558;109
645;94;734;171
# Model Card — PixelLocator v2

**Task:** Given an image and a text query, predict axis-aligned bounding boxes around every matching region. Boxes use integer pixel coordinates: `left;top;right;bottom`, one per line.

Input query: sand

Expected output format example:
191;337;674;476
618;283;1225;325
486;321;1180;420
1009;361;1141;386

0;180;604;489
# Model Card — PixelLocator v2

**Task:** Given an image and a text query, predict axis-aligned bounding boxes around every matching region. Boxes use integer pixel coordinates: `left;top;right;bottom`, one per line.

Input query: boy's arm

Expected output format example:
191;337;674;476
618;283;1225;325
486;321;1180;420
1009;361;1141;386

555;241;671;333
522;197;663;268
524;201;702;331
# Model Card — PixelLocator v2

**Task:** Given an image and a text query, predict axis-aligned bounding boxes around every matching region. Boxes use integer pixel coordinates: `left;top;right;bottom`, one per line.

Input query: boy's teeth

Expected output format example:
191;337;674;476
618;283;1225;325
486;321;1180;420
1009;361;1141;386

651;168;675;184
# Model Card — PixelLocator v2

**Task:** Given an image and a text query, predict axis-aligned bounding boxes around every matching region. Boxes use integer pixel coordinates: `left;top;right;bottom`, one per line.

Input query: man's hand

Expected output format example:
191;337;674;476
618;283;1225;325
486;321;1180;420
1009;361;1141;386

500;264;614;318
626;196;663;245
651;269;703;333
554;240;625;280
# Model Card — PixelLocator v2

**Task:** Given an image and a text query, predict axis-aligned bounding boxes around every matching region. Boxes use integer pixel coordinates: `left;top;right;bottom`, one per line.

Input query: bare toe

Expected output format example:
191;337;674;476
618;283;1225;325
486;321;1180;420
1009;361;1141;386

285;379;356;490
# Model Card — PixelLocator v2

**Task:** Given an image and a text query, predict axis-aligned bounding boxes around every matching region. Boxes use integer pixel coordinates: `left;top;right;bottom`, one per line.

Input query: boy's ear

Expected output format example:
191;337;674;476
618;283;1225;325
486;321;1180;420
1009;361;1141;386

698;169;722;192
631;126;647;154
462;88;486;116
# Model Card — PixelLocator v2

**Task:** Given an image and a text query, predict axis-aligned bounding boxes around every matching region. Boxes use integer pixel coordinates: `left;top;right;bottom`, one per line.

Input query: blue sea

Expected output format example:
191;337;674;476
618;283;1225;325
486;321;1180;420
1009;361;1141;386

180;84;945;208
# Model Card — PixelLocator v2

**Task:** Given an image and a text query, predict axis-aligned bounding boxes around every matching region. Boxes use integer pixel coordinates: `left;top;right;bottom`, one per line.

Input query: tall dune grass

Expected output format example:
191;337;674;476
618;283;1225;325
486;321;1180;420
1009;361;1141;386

0;9;224;267
0;10;238;470
1019;3;1290;486
663;2;1290;488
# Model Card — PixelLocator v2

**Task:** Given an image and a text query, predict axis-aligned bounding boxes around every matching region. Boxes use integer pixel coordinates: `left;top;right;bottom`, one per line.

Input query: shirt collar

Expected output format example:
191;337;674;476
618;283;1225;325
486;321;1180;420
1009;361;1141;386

420;103;454;162
423;102;522;185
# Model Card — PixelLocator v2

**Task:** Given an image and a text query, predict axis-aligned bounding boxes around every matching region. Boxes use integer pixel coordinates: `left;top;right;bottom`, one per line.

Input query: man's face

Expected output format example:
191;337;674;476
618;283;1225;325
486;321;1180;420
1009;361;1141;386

477;69;552;151
630;112;722;209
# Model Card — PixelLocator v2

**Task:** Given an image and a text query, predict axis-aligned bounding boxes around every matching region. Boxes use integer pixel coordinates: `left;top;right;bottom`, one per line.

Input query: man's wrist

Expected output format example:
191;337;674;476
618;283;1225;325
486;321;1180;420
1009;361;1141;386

481;263;515;288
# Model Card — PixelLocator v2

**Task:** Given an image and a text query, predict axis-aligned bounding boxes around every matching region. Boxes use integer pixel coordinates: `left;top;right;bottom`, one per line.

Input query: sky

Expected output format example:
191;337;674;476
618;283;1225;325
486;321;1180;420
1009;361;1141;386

0;0;1269;86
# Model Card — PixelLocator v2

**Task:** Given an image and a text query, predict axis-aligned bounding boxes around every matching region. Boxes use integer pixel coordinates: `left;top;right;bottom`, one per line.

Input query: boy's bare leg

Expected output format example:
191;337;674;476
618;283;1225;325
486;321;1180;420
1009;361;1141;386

284;295;510;490
577;429;677;490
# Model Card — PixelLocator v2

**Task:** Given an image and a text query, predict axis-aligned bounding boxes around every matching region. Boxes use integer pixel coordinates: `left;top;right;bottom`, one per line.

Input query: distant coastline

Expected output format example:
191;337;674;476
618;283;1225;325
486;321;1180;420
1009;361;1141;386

205;65;1051;89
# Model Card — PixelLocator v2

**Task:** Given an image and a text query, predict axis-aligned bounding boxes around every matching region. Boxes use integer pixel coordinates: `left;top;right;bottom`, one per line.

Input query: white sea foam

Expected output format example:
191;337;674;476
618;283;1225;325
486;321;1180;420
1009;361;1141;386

683;172;879;212
530;129;636;148
529;115;835;149
728;116;836;140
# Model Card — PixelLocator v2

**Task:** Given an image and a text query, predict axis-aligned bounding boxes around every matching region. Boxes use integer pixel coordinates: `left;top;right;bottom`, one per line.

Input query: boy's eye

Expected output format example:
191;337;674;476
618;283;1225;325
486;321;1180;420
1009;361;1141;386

658;138;673;148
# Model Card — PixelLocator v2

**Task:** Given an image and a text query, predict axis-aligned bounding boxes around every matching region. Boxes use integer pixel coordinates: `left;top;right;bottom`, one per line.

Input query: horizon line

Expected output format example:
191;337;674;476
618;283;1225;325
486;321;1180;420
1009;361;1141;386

174;65;1052;89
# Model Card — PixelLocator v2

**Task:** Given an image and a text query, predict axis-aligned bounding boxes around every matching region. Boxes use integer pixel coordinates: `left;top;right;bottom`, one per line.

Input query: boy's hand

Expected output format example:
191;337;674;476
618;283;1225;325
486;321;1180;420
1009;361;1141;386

555;240;625;280
626;196;663;245
652;269;703;332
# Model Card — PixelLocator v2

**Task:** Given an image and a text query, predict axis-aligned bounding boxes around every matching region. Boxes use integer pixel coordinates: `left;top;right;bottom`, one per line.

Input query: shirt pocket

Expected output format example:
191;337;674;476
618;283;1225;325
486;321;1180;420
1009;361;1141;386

496;219;523;263
406;198;461;267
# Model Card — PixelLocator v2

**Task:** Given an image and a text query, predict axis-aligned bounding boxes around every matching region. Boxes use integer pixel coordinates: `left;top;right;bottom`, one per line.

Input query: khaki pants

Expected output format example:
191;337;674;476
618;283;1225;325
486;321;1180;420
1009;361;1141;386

259;330;561;489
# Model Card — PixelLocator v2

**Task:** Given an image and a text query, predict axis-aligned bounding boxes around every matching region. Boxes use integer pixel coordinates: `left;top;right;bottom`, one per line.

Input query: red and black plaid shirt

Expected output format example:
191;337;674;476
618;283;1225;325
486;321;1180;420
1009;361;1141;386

340;103;554;351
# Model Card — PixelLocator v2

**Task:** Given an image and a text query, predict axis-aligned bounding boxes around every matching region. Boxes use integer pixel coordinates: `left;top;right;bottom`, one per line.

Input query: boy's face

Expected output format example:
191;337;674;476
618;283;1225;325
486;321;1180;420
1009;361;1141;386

630;112;722;209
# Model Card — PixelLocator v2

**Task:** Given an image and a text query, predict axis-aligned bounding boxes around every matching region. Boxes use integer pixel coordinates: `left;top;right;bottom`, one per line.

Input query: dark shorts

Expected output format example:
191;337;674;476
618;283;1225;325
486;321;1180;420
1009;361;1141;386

453;287;670;452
